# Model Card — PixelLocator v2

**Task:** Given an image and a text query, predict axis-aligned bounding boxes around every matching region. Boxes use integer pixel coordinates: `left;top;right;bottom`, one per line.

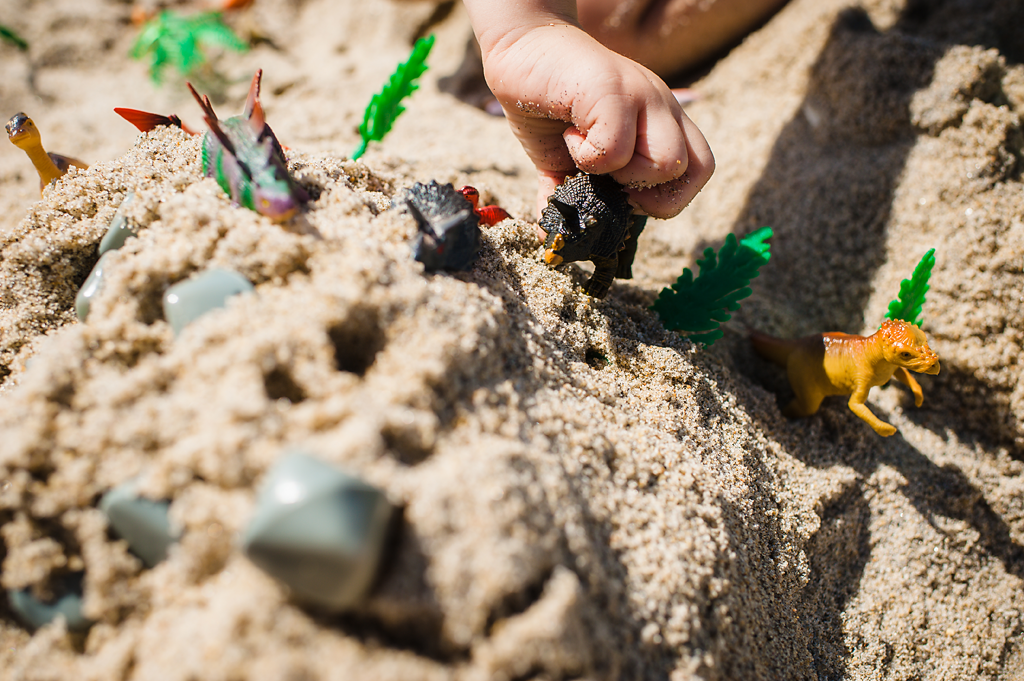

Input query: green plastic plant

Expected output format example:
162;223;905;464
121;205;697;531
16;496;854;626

0;24;28;51
352;35;435;160
884;248;935;327
651;227;773;346
131;10;247;85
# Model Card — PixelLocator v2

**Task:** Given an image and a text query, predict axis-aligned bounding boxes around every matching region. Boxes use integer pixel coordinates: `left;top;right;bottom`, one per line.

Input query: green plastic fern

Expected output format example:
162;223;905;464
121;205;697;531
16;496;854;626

884;248;935;327
352;35;435;160
131;11;247;85
651;227;773;345
0;24;28;51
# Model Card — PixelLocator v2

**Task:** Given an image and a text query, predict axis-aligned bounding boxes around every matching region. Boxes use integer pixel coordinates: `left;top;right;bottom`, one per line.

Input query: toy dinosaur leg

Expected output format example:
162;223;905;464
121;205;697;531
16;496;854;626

847;388;897;436
782;390;826;418
782;359;825;417
583;256;619;299
892;367;924;407
614;215;648;279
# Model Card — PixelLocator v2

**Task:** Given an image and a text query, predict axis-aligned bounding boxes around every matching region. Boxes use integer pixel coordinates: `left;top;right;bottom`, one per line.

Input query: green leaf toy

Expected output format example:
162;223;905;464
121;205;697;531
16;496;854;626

131;10;247;85
352;35;435;160
651;227;773;346
0;24;28;52
884;248;935;327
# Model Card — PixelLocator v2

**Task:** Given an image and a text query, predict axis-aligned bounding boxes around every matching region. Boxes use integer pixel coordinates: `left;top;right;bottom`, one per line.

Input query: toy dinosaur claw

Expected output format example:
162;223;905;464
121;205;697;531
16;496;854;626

875;423;898;437
582;277;612;299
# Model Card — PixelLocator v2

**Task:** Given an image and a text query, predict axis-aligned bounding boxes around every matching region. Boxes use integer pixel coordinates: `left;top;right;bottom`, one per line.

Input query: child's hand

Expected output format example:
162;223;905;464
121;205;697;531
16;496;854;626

465;3;714;220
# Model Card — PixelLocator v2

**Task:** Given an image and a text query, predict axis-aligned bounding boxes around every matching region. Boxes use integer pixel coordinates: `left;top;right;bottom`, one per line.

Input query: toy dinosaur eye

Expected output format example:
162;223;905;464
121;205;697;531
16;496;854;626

900;352;913;359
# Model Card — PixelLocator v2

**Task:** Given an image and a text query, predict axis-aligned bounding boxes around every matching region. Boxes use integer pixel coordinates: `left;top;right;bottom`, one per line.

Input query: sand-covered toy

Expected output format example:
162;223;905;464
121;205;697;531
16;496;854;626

187;70;309;221
539;173;647;299
395;180;481;272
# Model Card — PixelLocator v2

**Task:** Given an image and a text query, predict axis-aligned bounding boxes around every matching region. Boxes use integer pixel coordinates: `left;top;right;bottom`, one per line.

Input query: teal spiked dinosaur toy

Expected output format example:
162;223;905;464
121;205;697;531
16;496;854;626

187;70;308;221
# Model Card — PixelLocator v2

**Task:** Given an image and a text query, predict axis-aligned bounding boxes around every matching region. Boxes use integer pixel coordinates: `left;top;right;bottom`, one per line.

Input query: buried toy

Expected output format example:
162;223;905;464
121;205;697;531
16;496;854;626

6;113;88;194
395;181;481;272
187;69;309;221
458;185;511;226
115;107;198;135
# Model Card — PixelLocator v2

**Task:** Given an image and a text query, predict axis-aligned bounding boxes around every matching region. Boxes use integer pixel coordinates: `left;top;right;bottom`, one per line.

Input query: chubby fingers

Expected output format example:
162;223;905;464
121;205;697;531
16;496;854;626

561;85;714;218
562;78;692;185
624;113;715;218
561;92;639;175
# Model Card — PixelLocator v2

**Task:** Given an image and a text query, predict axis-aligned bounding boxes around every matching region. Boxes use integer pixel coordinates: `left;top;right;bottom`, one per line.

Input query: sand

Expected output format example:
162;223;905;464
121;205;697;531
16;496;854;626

1;0;1023;679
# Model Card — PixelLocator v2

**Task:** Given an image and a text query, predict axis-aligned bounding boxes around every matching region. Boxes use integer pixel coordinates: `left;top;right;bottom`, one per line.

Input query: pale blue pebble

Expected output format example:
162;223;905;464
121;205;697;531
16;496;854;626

75;252;113;321
98;191;138;255
100;479;180;567
162;269;253;335
7;577;91;632
242;451;395;611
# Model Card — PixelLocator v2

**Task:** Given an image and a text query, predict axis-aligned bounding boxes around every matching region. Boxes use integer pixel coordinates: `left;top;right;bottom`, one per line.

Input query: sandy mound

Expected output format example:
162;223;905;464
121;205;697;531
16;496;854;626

1;0;1023;679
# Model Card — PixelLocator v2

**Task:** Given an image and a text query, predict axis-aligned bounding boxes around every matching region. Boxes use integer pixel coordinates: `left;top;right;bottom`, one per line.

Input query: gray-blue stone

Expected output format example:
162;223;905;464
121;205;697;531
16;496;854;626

98;191;138;255
162;268;253;335
7;577;91;632
100;479;180;567
242;452;394;611
75;252;114;321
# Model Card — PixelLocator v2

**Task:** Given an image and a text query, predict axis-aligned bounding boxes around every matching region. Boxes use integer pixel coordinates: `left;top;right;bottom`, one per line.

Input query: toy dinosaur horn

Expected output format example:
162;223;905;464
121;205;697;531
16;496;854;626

186;82;220;123
543;233;565;266
244;69;266;134
550;198;581;233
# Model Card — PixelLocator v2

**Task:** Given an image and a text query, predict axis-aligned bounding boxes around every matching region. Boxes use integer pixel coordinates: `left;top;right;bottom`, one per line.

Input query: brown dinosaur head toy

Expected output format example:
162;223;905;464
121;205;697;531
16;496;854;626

879;319;940;375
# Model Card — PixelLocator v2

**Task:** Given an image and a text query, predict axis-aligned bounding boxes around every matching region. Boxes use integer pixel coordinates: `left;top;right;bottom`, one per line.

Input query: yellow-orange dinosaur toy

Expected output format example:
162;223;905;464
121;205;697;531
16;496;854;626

6;112;88;194
750;318;940;436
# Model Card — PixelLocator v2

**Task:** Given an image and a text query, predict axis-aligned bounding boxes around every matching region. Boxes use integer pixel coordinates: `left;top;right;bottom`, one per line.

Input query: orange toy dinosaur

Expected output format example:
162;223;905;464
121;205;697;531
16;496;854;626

6;113;88;194
750;319;940;436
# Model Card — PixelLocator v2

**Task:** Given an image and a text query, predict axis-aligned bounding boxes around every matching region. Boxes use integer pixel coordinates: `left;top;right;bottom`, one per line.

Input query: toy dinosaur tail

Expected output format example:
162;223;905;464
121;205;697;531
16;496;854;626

115;108;197;136
749;329;797;367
